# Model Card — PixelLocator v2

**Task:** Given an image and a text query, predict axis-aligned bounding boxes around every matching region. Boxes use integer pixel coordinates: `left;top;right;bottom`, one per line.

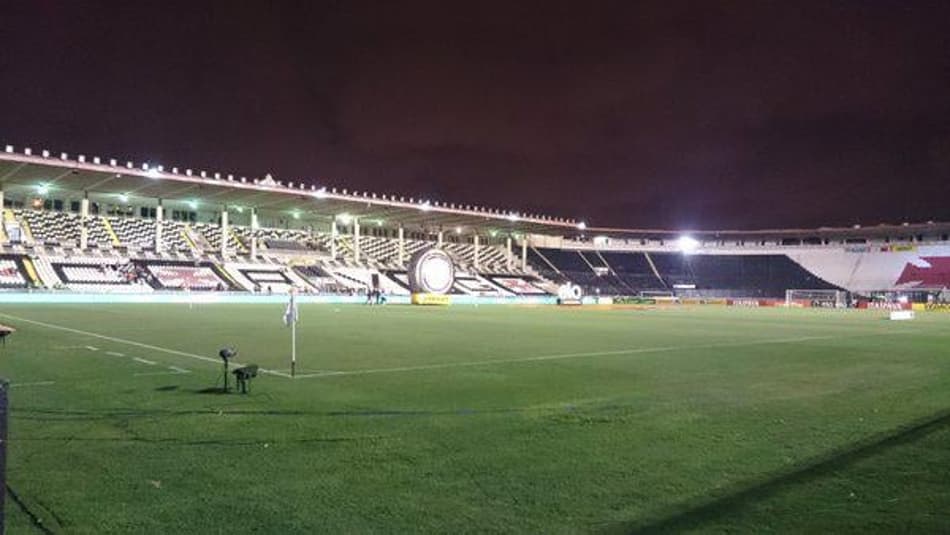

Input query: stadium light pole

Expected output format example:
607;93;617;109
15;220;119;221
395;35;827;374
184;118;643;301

353;217;361;263
220;206;229;258
80;192;90;250
330;219;338;259
473;234;481;269
155;199;164;253
397;226;405;265
250;207;259;259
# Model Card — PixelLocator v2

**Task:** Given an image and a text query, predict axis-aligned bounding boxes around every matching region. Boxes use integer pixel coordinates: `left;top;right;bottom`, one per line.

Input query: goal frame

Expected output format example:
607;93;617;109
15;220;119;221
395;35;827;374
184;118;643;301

785;289;848;308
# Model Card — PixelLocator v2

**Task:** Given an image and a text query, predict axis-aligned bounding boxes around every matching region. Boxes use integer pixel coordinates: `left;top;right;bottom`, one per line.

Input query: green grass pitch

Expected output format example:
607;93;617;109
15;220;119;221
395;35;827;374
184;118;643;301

2;303;949;533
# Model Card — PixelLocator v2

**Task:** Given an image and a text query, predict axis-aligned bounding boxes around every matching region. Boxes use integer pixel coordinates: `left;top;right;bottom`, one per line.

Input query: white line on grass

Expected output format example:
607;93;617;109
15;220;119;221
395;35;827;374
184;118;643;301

10;381;56;388
132;357;157;366
0;313;292;379
292;331;920;379
133;365;191;377
105;351;125;357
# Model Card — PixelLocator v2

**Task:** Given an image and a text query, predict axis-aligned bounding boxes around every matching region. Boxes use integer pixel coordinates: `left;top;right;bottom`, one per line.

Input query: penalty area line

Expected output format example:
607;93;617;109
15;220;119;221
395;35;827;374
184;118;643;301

0;313;292;379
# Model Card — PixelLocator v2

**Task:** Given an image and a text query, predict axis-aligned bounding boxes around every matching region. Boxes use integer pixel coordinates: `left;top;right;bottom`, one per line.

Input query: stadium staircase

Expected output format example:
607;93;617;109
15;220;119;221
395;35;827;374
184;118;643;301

642;252;668;288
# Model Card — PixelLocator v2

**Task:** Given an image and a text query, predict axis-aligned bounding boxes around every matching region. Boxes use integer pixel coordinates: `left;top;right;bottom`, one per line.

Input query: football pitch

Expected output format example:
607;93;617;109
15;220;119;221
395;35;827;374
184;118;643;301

2;303;949;533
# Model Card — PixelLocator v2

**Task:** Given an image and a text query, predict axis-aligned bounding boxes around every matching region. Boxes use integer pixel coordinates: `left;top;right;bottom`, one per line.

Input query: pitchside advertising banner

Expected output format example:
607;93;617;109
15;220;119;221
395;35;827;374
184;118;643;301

857;301;914;310
913;302;950;312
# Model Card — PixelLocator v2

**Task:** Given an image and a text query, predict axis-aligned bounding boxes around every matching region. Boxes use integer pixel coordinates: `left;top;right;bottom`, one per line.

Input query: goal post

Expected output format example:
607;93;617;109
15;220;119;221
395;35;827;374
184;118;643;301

785;289;848;308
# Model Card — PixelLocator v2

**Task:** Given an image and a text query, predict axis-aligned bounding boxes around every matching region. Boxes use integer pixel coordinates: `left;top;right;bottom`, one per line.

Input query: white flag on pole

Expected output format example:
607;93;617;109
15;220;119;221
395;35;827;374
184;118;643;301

283;291;298;326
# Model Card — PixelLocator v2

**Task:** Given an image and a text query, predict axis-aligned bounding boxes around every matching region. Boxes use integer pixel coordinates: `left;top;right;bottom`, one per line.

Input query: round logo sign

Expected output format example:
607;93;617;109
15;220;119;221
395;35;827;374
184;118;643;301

408;248;456;294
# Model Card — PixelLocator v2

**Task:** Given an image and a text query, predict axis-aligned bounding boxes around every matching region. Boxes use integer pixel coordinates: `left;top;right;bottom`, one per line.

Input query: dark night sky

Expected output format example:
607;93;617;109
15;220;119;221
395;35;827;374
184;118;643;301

2;1;949;230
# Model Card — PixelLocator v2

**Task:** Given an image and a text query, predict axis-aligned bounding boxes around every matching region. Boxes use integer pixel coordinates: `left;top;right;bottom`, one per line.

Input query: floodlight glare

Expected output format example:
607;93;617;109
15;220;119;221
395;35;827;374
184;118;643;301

292;210;300;219
146;167;161;179
577;221;587;230
419;201;432;212
118;194;129;203
36;184;50;195
506;213;520;222
187;200;198;210
313;187;328;199
677;236;700;253
336;212;352;225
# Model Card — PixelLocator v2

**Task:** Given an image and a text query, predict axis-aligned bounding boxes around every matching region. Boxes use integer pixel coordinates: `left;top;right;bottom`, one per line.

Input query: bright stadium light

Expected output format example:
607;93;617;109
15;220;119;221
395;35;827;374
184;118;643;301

118;193;129;203
313;187;328;199
146;166;161;179
291;210;301;219
419;201;432;212
36;183;50;195
506;212;520;222
336;212;353;225
234;206;244;213
187;200;198;210
577;221;587;230
677;235;700;253
455;226;462;234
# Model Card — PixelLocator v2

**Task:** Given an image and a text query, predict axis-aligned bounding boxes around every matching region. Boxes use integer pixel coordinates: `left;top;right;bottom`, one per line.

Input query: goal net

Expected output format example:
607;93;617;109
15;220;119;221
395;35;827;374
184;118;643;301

785;289;848;308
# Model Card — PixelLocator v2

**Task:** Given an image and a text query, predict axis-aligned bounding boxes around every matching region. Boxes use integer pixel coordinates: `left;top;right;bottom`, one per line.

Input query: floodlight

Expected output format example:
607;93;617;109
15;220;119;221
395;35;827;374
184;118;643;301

336;212;353;225
677;235;700;253
36;184;50;196
292;210;300;219
146;167;161;179
577;221;587;230
419;201;432;212
218;347;238;392
455;226;462;234
118;194;129;203
506;212;520;222
187;200;198;210
313;187;328;199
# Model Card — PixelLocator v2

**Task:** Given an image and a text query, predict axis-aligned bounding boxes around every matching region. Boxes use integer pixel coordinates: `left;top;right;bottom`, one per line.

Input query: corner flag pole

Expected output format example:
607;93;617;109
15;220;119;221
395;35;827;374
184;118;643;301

284;289;299;377
291;310;297;377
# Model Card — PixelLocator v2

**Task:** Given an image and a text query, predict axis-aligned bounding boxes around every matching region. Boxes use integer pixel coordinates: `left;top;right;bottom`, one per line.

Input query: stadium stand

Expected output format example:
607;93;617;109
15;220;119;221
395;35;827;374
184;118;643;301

4;145;949;301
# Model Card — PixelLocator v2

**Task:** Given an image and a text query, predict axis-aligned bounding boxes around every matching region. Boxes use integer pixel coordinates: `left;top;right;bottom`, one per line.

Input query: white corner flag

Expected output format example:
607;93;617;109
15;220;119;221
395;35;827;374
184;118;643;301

283;290;299;326
284;290;299;376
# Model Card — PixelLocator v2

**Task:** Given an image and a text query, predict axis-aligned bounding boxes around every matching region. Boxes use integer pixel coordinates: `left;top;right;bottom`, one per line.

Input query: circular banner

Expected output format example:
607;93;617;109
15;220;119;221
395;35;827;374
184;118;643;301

408;248;456;295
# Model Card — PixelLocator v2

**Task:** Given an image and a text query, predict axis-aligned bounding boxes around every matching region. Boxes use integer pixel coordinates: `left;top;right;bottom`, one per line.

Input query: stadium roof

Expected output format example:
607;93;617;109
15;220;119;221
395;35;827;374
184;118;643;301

1;144;947;241
0;145;581;234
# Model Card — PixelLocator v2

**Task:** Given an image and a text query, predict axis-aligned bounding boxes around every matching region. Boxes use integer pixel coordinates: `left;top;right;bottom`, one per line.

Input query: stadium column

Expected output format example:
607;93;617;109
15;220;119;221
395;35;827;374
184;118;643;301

506;236;513;270
250;208;258;259
397;226;405;265
330;220;338;259
473;234;481;269
155;200;164;253
80;193;90;250
220;207;229;258
437;230;443;247
353;217;361;263
521;236;527;271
